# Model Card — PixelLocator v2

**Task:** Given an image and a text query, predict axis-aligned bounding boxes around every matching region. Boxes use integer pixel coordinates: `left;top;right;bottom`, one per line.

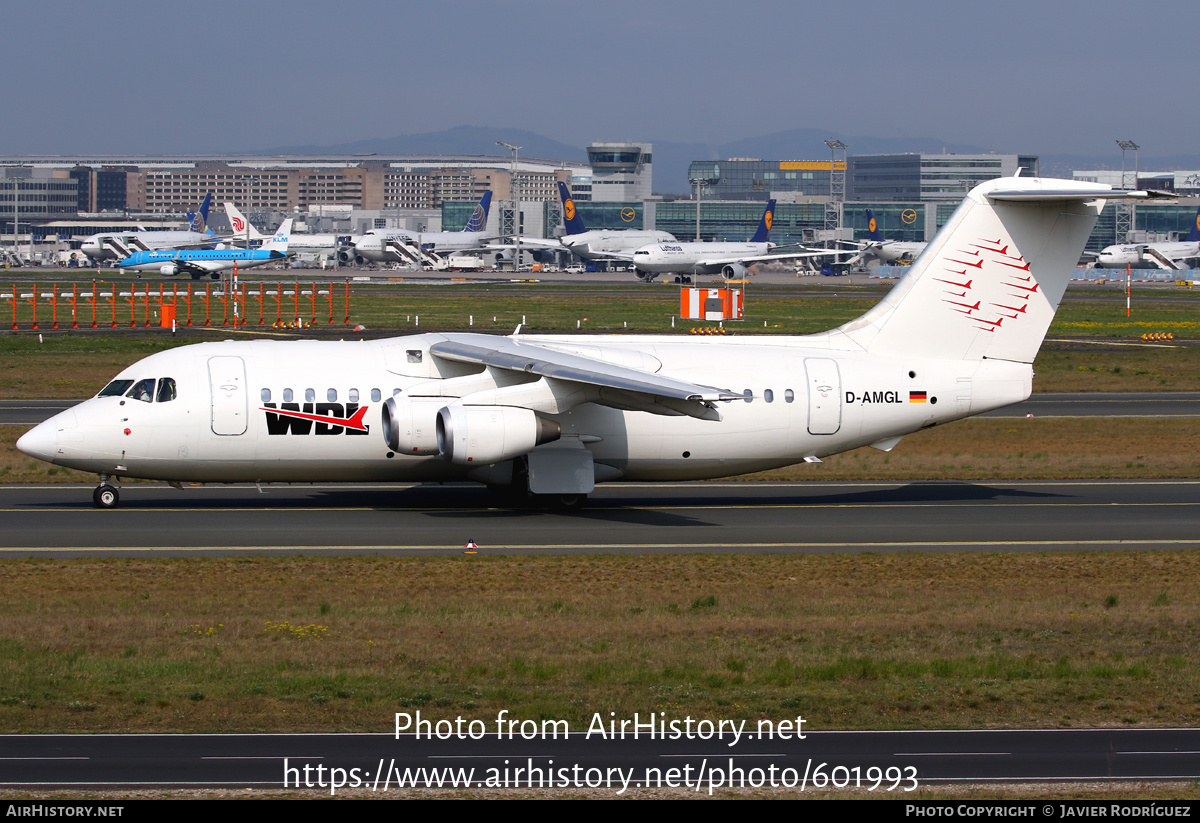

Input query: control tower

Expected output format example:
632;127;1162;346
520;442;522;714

586;142;652;202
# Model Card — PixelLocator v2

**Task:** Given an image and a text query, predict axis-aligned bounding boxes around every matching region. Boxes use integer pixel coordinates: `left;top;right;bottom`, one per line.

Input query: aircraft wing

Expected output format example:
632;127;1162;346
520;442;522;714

694;248;856;268
429;333;740;420
169;259;218;277
582;249;636;260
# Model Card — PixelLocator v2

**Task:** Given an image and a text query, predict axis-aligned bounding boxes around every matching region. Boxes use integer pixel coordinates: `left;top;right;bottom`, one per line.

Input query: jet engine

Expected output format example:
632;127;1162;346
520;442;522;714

381;396;448;455
159;264;179;277
721;262;749;280
436;405;560;465
338;247;367;265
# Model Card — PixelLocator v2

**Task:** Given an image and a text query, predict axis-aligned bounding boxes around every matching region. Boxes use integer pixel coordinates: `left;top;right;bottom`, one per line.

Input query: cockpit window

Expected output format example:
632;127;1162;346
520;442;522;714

126;378;155;403
156;377;177;403
97;379;134;397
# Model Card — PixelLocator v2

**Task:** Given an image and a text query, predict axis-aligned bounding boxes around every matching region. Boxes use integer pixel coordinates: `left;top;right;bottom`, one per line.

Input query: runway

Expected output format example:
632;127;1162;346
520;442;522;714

2;480;1197;556
4;727;1199;790
4;392;1199;426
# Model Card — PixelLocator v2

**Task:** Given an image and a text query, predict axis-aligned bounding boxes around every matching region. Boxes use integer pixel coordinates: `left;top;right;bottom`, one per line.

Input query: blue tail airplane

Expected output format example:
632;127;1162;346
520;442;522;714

118;219;292;279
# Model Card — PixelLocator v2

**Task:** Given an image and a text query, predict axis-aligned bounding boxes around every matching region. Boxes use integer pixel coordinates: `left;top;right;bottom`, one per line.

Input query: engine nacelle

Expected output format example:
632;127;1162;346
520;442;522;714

381;396;445;455
159;264;179;277
436;405;560;465
721;262;749;280
338;247;368;265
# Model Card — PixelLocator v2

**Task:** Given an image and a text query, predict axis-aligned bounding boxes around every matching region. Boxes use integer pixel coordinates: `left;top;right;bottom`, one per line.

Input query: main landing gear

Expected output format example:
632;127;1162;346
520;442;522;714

93;474;119;509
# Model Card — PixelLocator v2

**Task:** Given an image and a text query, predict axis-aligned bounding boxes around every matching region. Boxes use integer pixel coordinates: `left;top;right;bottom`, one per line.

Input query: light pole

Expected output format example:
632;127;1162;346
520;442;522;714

688;163;720;242
496;140;521;271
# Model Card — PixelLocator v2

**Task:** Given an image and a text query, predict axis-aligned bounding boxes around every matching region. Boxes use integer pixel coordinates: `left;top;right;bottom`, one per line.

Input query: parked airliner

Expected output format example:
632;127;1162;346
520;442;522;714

80;194;216;261
343;192;492;264
224;203;350;260
116;219;292;279
841;209;928;266
1095;207;1200;269
520;182;676;265
626;200;848;281
18;178;1146;509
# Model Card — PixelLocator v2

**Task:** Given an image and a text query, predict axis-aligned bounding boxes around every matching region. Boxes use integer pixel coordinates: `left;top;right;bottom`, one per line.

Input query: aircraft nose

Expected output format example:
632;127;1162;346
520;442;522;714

16;419;58;463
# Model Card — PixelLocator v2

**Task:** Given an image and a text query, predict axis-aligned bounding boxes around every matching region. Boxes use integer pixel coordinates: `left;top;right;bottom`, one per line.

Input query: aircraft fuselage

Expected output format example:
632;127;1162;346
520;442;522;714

17;335;1028;486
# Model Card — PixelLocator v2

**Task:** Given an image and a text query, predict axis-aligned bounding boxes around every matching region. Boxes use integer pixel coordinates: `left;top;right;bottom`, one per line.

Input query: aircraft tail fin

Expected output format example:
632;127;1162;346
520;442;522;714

224;203;266;241
837;178;1140;364
1187;206;1200;242
463;192;492;233
750;199;776;243
265;218;293;253
558;181;588;235
189;193;213;233
865;209;882;242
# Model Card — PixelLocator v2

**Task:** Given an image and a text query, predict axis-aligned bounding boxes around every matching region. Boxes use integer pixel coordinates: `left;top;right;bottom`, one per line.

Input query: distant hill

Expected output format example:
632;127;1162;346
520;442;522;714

253;126;1200;196
259;125;585;165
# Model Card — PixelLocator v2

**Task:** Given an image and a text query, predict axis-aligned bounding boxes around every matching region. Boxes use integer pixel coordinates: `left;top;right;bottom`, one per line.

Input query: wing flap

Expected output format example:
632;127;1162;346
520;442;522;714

429;334;737;419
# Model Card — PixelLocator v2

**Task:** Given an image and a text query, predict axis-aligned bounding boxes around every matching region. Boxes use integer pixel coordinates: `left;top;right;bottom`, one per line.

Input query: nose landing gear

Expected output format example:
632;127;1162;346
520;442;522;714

93;474;119;509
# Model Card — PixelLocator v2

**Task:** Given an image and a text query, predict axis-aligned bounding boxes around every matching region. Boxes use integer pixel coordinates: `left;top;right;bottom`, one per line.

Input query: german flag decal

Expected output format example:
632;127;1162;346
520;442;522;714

909;391;927;403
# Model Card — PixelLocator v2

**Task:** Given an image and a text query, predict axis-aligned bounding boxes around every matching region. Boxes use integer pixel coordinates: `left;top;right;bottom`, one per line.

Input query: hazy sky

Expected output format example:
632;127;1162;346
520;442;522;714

3;0;1193;158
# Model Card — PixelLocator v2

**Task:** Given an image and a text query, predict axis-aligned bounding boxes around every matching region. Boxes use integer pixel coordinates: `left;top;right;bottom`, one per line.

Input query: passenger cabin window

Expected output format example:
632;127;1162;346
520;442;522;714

305;388;316;402
261;388;271;402
349;389;359;403
98;379;134;398
156;378;177;403
127;378;155;403
743;389;753;404
764;389;774;403
283;388;293;402
371;389;381;402
785;389;795;403
327;388;337;402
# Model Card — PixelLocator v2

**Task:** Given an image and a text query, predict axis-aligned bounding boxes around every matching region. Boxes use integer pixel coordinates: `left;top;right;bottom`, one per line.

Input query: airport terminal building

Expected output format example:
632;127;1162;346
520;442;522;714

3;146;1200;259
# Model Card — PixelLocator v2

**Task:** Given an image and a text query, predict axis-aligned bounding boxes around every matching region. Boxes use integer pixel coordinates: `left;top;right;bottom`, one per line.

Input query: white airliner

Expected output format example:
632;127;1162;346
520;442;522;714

224;203;351;259
79;193;217;261
841;209;928;266
344;192;493;265
1095;207;1200;269
519;182;676;266
626;200;848;281
18;177;1144;509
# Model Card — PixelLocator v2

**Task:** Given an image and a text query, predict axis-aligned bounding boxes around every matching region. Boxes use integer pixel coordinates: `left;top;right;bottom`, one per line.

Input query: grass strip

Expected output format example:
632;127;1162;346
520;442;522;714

1;551;1197;734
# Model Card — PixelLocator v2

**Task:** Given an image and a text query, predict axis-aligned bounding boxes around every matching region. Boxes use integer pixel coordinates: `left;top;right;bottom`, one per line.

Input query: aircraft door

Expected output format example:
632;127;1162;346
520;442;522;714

804;358;842;435
208;356;247;435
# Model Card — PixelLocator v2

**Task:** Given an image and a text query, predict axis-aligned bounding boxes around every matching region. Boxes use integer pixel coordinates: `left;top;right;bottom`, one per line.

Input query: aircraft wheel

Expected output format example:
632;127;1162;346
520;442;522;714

551;494;586;510
210;273;220;280
93;484;119;509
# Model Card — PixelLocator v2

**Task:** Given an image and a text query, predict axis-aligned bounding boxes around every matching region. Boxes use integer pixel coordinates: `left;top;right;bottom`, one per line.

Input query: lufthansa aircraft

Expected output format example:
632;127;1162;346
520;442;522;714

19;178;1144;509
117;219;293;279
626;200;848;281
519;181;676;265
841;209;928;266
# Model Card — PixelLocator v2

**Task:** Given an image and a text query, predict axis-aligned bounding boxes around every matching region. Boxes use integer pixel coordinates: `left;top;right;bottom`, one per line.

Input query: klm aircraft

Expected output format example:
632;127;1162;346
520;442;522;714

118;219;292;279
